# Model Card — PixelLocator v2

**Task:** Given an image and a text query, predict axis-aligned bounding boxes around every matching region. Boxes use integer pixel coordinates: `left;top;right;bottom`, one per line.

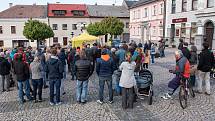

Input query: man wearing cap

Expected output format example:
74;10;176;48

96;49;116;104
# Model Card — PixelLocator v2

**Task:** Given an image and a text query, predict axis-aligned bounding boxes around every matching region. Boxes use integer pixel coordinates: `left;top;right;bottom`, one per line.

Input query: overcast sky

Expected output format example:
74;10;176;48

0;0;124;12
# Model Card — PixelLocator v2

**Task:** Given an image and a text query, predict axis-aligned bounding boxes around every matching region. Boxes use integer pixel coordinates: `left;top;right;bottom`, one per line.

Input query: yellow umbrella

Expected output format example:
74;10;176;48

71;33;99;48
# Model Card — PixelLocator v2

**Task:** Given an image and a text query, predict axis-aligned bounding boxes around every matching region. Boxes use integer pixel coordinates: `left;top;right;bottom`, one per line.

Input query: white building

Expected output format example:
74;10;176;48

0;4;48;48
129;0;164;44
165;0;215;50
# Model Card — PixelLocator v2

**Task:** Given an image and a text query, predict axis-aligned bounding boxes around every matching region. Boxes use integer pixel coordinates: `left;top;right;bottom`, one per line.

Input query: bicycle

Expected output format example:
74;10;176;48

179;78;195;109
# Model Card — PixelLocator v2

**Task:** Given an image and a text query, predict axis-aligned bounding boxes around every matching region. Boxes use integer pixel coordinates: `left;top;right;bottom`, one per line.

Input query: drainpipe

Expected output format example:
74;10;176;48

163;0;166;41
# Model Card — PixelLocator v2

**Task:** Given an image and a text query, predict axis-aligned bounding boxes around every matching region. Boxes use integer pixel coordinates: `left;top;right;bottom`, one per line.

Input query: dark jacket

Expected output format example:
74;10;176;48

13;61;29;81
197;49;214;72
45;56;64;80
182;47;191;60
58;51;66;65
96;55;115;78
75;59;93;81
0;57;11;76
178;42;183;50
189;51;197;65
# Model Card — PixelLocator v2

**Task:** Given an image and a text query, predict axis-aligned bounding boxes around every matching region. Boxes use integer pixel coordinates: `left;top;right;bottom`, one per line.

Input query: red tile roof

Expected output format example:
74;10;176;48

0;5;47;18
48;4;89;17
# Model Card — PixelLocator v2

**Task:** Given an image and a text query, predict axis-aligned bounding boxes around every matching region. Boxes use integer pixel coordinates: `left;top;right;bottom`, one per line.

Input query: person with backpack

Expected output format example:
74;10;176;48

13;53;32;104
197;43;214;95
0;52;11;92
30;56;43;103
45;48;64;105
75;51;93;104
162;50;190;99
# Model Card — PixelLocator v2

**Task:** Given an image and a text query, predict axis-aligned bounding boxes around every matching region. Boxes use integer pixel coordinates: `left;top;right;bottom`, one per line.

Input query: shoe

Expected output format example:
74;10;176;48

49;102;55;106
205;92;211;95
38;99;43;102
43;85;48;89
81;101;87;105
108;100;113;104
77;101;81;104
194;90;203;94
2;89;5;92
56;102;62;106
20;99;26;104
161;93;172;100
62;92;66;95
34;100;38;103
97;100;103;105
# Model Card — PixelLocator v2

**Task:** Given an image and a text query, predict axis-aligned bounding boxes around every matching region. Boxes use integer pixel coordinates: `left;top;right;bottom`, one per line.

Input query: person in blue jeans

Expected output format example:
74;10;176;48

96;49;116;104
58;48;67;95
75;51;93;104
13;53;32;104
45;48;64;106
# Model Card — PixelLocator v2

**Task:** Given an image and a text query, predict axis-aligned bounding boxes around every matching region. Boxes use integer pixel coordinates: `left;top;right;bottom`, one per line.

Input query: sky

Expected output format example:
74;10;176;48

0;0;124;12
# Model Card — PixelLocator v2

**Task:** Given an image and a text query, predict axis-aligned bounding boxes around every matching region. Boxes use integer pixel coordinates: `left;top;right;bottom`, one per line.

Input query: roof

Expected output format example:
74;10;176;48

0;5;47;18
124;0;138;8
48;4;89;17
130;0;157;9
87;5;129;18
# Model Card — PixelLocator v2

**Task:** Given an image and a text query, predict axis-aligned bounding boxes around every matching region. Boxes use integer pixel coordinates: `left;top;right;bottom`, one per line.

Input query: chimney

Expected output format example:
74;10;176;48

9;3;13;8
95;2;97;5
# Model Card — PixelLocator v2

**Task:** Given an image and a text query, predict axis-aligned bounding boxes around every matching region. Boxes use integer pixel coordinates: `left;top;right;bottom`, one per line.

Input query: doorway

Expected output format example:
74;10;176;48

204;21;214;49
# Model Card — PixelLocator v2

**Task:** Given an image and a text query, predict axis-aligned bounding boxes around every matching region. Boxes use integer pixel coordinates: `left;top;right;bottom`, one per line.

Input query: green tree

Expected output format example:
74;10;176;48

23;19;54;48
86;22;104;36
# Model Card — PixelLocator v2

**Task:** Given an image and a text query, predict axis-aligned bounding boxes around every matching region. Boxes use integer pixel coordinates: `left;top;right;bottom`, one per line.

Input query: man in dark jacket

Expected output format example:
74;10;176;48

178;38;184;50
0;53;11;92
96;49;115;104
75;51;93;104
46;48;64;105
58;48;66;95
181;42;191;60
13;53;32;104
197;43;214;95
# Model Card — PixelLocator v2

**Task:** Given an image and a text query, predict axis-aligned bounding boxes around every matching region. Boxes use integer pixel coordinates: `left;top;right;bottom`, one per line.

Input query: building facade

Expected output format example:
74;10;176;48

0;5;48;48
129;0;164;44
165;0;215;50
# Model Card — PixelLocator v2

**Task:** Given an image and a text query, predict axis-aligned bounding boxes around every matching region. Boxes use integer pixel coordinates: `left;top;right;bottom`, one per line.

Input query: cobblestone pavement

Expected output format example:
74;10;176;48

0;48;215;121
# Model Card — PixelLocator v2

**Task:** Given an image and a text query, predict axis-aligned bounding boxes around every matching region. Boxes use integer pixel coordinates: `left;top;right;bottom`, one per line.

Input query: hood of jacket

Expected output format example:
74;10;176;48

49;56;59;65
101;54;110;61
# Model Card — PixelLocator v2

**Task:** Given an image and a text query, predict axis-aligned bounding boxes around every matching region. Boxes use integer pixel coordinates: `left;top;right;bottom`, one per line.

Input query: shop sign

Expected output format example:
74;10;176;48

172;18;187;23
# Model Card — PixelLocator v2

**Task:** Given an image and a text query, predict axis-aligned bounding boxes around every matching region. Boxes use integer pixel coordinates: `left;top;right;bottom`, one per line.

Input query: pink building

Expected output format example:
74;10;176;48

129;0;164;44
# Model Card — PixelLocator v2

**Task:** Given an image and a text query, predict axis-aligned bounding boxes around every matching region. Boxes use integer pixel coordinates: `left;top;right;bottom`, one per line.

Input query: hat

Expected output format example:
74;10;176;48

183;42;188;47
101;49;108;55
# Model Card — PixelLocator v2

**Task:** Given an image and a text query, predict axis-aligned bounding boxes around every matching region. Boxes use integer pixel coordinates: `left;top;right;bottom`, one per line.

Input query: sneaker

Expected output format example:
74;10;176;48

38;99;43;102
34;100;38;103
97;100;103;105
49;102;55;106
161;93;172;100
205;92;211;95
43;85;48;89
108;101;113;104
55;102;62;106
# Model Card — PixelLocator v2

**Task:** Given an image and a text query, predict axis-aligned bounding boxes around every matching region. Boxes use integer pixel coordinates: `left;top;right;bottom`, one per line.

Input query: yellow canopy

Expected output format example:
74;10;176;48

71;33;99;48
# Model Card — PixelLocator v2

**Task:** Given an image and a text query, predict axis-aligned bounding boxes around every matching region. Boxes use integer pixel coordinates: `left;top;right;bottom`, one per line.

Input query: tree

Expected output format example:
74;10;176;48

23;19;54;48
86;22;104;36
100;17;124;41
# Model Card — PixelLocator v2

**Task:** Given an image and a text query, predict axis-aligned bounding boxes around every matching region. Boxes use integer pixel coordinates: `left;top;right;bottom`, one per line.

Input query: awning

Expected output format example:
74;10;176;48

71;33;99;48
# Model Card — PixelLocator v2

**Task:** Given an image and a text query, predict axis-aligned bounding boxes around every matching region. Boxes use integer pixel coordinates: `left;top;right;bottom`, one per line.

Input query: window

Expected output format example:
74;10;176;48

152;26;156;36
172;0;176;14
62;24;67;30
207;0;214;8
52;10;66;16
133;27;135;35
137;10;140;19
0;40;3;47
192;0;198;10
52;24;58;30
133;11;136;19
190;22;197;44
144;8;148;17
53;37;58;43
153;5;156;15
181;23;186;38
0;26;2;34
72;24;77;30
11;26;16;34
72;10;85;16
160;3;163;14
182;0;187;12
63;37;68;46
126;22;129;28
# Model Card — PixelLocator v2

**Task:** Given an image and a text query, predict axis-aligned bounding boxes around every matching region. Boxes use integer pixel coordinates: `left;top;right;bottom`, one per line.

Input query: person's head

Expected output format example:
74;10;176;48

60;48;65;53
34;56;40;62
175;50;183;60
136;48;142;54
79;51;87;60
183;42;188;48
18;47;23;52
202;42;209;50
16;53;23;61
101;49;108;55
191;45;197;52
111;48;116;53
125;52;132;63
51;48;57;56
93;43;97;47
179;38;183;43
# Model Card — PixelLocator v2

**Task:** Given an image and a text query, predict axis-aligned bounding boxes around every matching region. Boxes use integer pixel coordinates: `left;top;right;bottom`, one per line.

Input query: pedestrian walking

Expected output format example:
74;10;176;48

75;51;93;104
30;56;43;103
13;53;32;104
158;40;165;58
45;48;64;105
178;38;184;50
189;45;198;87
0;52;11;92
143;50;150;69
150;43;156;64
96;49;115;104
119;52;136;109
197;43;214;95
58;48;67;95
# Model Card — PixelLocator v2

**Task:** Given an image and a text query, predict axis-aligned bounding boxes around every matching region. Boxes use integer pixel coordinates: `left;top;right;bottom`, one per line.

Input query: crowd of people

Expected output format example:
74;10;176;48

0;39;214;110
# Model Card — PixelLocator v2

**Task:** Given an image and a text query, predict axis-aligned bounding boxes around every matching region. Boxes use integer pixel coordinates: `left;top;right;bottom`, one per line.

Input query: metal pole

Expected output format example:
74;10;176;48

163;0;166;39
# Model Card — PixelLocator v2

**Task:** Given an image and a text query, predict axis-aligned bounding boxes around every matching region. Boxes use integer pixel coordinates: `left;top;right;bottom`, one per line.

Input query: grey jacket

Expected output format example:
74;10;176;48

30;61;43;80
